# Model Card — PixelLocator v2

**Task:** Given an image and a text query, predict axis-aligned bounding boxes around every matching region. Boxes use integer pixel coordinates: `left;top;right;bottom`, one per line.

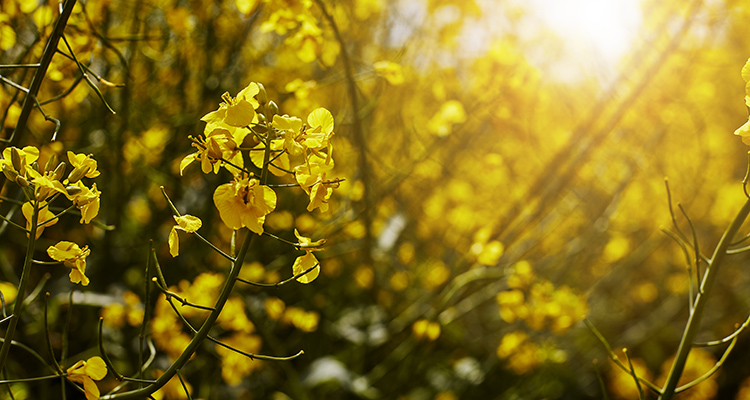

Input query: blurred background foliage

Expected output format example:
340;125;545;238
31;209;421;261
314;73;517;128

3;0;750;398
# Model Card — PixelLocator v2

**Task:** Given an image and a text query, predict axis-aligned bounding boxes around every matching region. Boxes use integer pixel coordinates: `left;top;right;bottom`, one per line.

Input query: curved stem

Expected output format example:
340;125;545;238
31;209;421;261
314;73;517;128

101;231;255;399
659;198;750;399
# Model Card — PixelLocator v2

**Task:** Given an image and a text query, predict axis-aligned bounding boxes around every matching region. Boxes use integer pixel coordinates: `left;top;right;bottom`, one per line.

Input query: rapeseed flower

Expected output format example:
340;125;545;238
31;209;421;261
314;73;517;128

213;174;276;234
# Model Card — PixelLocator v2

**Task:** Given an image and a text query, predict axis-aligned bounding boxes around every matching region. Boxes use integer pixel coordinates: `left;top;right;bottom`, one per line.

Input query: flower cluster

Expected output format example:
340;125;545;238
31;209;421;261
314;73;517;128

177;82;341;283
1;147;100;285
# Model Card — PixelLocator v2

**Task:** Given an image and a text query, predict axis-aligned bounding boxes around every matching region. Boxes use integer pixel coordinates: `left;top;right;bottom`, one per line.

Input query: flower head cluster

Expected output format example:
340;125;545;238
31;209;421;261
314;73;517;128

177;82;341;283
2;148;102;234
2;147;101;285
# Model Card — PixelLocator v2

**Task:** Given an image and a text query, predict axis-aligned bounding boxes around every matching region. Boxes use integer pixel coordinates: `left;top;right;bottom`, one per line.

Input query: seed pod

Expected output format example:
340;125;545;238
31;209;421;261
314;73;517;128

44;154;58;173
256;83;267;105
16;175;29;188
2;164;18;181
268;100;279;117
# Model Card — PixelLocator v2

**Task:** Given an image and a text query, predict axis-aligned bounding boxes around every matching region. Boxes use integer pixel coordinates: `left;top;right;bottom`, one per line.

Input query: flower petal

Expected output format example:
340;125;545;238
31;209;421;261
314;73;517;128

292;252;320;284
169;226;179;257
174;214;202;232
84;356;107;380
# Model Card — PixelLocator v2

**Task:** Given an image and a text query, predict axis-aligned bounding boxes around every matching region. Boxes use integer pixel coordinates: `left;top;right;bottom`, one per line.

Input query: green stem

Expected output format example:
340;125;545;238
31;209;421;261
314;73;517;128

0;200;39;373
659;198;750;399
5;0;77;147
101;231;255;399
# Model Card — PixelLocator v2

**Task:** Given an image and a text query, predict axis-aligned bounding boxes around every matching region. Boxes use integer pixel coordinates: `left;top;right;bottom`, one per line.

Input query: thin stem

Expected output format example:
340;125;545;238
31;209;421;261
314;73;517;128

661;228;695;311
694;315;750;347
99;318;124;380
659;198;750;399
139;243;153;386
151;278;216;311
239;262;320;288
592;360;611;400
0;212;28;232
176;371;192;400
38;203;76;227
676;335;738;393
160;187;235;262
6;0;77;148
0;374;61;384
678;204;703;290
0;199;39;373
60;35;116;114
665;179;690;248
624;348;644;400
102;231;256;399
584;318;662;394
43;293;63;373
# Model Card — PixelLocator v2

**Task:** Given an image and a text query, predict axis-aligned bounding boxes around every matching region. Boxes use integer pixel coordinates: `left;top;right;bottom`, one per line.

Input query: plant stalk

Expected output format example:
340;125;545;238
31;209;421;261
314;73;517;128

659;198;750;399
0;201;39;373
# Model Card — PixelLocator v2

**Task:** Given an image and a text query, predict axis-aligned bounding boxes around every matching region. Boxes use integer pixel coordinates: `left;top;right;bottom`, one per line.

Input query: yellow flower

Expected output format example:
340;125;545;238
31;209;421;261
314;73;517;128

292;252;320;284
22;201;58;239
213;175;277;234
201;83;259;129
302;107;335;151
168;214;202;257
31;173;67;203
294;154;339;212
69;182;101;224
181;128;246;175
250;139;290;177
66;356;107;400
294;228;326;250
67;151;100;181
291;230;324;284
47;241;91;286
273;114;305;156
0;146;39;177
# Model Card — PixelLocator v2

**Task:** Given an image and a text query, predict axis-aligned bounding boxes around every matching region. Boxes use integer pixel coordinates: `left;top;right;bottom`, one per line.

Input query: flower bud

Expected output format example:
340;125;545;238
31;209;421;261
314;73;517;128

256;83;267;106
52;162;66;181
68;166;89;184
31;161;41;174
44;154;58;173
268;100;279;117
66;185;82;196
10;147;23;173
15;175;29;188
2;164;18;182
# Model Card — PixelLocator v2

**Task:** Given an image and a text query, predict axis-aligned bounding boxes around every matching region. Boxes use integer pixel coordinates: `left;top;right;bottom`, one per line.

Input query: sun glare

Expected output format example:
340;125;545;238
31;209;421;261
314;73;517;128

527;0;642;82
